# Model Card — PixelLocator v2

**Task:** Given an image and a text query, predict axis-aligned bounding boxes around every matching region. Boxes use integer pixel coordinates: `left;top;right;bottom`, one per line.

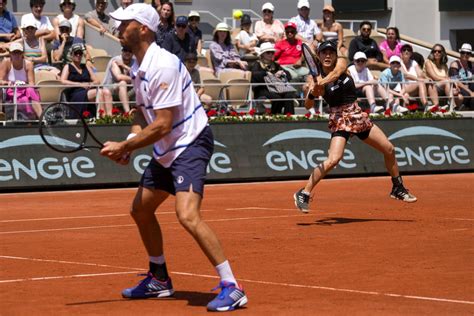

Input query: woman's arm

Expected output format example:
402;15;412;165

76;17;85;39
424;60;447;81
26;60;36;86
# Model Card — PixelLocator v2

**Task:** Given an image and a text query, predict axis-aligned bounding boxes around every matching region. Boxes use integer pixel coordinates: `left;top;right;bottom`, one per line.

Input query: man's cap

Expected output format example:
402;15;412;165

214;22;231;32
261;2;275;12
297;0;310;9
241;14;252;26
389;55;402;64
71;43;85;53
353;51;367;60
258;42;276;56
323;4;335;12
284;21;297;30
459;43;472;54
60;0;75;4
110;3;159;33
21;17;38;29
318;40;337;52
188;10;200;18
59;20;72;29
176;16;188;26
9;42;24;53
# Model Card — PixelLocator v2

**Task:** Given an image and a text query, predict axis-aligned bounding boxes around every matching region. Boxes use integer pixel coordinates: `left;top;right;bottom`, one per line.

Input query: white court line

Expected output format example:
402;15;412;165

0;255;472;306
0;214;307;235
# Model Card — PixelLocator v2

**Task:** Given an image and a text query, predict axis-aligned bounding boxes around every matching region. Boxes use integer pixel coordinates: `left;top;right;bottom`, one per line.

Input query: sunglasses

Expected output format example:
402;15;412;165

433;50;443;54
402;48;412;52
262;9;273;13
189;17;200;22
176;24;187;28
285;29;296;34
73;51;83;56
59;27;70;32
460;51;471;55
361;28;371;32
25;26;37;31
355;59;366;63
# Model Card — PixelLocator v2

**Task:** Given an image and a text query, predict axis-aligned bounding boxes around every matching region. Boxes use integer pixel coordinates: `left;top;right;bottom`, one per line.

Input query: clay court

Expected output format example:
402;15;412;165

1;173;473;315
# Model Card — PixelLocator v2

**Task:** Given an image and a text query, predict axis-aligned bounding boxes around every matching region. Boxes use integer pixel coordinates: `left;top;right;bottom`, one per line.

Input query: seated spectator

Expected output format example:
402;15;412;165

155;1;175;47
52;20;90;71
0;42;42;119
60;43;112;118
111;0;134;36
254;2;284;44
184;53;212;110
162;16;197;62
103;46;136;113
379;55;409;113
399;43;433;109
348;52;386;113
85;0;114;35
274;22;309;84
424;43;463;110
449;43;473;110
289;0;322;50
250;42;296;114
187;11;202;55
320;4;346;56
349;21;388;71
0;0;21;56
379;27;403;64
20;0;56;42
53;0;85;40
235;14;258;57
209;22;247;76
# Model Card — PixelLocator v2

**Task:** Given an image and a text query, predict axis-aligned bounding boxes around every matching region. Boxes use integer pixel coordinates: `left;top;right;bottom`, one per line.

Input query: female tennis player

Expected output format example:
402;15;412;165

294;40;417;213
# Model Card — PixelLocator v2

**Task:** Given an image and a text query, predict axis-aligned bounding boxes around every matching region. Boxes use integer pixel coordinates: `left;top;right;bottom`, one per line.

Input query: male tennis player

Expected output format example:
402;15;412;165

101;3;247;312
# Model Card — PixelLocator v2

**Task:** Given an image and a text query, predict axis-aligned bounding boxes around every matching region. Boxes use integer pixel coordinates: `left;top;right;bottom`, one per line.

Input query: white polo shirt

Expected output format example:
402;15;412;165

131;42;208;167
289;15;321;42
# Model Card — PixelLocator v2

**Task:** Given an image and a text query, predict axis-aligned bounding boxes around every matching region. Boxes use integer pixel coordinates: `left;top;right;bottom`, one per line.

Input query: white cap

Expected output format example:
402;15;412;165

353;51;367;60
214;22;231;33
9;42;24;53
258;42;276;56
389;55;401;64
262;2;275;12
21;17;38;29
110;3;159;33
188;10;200;18
459;43;472;54
297;0;310;9
60;0;75;4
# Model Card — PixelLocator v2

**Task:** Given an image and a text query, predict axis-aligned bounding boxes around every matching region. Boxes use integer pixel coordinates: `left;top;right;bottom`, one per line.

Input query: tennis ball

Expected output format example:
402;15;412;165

75;133;81;138
233;10;243;20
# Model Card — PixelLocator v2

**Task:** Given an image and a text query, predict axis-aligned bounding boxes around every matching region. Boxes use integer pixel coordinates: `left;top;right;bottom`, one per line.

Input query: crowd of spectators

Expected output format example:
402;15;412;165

0;0;472;121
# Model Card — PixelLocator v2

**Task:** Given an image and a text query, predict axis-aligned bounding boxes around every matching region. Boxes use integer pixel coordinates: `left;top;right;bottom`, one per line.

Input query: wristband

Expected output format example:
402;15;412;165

126;133;137;140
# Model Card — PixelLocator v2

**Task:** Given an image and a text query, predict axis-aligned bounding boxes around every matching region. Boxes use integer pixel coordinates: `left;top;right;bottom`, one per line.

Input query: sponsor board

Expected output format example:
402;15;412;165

0;120;472;190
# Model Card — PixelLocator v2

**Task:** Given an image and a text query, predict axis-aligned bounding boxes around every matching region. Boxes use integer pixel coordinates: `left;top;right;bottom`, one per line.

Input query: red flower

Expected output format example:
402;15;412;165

248;109;256;116
384;108;391;116
207;109;218;117
440;109;447;113
98;109;105;117
286;113;292;117
82;111;91;118
265;109;271;115
429;105;439;112
112;107;121;115
230;111;237;116
304;112;311;118
239;111;245;116
315;111;320;115
406;103;418;111
363;108;370;114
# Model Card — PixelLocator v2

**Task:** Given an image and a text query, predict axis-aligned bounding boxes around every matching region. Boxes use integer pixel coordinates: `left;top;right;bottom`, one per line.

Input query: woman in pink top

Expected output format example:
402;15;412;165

254;2;284;44
379;27;402;64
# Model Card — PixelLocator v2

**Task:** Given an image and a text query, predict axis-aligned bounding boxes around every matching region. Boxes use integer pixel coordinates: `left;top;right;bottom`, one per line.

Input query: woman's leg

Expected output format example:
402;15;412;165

362;85;376;105
361;125;398;177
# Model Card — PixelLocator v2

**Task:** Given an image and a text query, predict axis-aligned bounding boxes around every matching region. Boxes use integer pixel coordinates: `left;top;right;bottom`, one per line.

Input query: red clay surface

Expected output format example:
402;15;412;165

1;173;473;315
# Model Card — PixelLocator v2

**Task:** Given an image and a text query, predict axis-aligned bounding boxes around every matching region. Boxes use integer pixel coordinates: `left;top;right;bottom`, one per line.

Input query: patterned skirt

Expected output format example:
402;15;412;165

328;102;373;134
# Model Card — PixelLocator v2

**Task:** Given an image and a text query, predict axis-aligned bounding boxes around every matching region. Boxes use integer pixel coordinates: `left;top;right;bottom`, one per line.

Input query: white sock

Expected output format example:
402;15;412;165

149;255;165;265
215;260;237;285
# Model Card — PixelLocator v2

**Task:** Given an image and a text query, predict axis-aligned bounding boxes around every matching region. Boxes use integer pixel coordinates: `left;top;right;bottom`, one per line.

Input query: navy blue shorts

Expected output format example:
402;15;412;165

140;126;214;196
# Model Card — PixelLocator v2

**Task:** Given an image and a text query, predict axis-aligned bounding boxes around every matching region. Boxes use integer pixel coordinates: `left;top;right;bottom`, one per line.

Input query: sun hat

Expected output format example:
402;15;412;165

297;0;310;9
188;10;200;18
389;55;402;64
110;3;159;33
258;42;276;56
214;22;230;32
353;51;367;60
323;4;335;12
261;2;274;12
9;42;24;53
459;43;472;54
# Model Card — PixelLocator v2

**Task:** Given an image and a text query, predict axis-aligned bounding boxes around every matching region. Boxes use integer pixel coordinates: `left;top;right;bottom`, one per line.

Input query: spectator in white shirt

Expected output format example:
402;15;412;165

289;0;322;50
20;0;56;42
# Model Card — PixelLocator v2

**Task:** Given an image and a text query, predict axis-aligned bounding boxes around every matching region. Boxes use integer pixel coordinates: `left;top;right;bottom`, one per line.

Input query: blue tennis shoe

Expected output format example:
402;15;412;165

122;272;174;299
207;281;248;312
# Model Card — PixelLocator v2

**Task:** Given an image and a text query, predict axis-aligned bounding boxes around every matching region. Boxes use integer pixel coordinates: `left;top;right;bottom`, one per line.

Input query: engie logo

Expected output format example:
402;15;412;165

263;129;356;171
388;126;470;166
0;135;95;181
132;140;232;175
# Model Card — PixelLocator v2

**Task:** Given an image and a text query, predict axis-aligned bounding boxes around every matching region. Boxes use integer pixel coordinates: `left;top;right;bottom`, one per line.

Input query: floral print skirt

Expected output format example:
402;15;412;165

328;102;373;134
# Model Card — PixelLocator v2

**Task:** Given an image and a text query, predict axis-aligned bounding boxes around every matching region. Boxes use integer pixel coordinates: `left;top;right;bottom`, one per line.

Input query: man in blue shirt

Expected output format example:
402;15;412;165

0;0;20;56
162;16;197;62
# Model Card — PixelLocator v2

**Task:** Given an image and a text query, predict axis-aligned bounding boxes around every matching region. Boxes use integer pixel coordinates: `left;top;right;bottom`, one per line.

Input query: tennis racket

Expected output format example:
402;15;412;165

301;43;321;106
39;102;104;153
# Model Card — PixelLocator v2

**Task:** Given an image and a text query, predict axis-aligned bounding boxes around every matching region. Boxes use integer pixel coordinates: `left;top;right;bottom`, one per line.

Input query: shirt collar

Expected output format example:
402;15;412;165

134;42;158;78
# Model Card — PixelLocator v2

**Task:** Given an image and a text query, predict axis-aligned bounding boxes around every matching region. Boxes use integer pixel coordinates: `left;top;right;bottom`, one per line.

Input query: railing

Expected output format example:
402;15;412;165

1;78;473;124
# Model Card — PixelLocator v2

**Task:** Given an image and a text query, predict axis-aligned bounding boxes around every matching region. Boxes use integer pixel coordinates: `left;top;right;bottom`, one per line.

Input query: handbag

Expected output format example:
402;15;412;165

264;72;297;94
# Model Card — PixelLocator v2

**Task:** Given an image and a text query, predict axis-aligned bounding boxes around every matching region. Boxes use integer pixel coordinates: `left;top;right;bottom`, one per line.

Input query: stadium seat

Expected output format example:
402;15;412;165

92;56;112;72
197;55;209;68
218;69;250;84
36;80;65;105
89;47;109;58
202;78;226;106
199;68;217;81
35;70;59;84
225;78;251;109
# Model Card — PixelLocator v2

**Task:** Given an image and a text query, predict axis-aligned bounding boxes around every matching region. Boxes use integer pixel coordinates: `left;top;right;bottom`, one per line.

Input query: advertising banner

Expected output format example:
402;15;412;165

0;119;472;191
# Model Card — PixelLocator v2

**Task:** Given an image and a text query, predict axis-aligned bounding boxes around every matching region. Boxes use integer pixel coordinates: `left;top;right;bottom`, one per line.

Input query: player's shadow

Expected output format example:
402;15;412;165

65;290;215;307
297;217;414;226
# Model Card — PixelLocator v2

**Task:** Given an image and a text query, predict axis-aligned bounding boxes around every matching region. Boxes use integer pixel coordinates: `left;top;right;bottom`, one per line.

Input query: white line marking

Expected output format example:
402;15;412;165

0;255;472;306
0;214;307;234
